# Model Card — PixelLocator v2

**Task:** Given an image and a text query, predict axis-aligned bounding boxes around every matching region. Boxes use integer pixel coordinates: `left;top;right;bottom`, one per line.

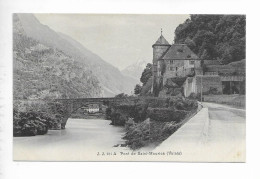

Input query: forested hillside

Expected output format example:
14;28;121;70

15;14;137;96
13;15;101;99
174;15;245;64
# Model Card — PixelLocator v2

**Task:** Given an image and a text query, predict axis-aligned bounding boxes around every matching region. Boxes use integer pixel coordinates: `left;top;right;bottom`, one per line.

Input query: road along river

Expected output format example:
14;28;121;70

13;118;127;161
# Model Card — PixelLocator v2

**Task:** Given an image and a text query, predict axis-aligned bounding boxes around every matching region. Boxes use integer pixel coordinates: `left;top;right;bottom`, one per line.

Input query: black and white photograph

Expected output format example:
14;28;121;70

12;13;246;162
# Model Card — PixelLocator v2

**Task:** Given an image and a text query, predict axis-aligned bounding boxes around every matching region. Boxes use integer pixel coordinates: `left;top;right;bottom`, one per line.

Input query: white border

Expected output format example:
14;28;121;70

1;0;259;179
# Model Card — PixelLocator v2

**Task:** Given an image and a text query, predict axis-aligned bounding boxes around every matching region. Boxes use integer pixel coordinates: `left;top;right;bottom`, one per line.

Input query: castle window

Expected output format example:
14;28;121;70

169;67;173;71
189;60;195;65
170;60;173;64
176;67;178;71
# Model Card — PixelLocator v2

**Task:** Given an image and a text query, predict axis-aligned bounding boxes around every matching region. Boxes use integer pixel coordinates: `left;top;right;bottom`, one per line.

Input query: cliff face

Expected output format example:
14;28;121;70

15;14;137;97
13;14;101;99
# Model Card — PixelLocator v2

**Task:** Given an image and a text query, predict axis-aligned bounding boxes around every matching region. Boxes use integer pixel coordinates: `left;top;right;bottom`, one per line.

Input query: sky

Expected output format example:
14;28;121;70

35;14;189;70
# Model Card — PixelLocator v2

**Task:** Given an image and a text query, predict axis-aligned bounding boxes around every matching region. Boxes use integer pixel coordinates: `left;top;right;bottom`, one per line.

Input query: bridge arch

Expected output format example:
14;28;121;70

14;97;139;129
52;97;135;129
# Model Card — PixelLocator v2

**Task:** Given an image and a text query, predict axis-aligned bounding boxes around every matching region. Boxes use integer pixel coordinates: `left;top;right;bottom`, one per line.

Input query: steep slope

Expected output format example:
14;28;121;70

16;13;138;96
13;14;101;99
174;15;245;64
58;32;138;96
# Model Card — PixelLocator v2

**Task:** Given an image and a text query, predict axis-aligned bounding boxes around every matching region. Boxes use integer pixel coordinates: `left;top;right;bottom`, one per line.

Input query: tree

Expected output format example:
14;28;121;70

200;49;211;61
134;84;142;95
115;93;128;98
221;48;232;64
140;63;152;85
174;15;245;64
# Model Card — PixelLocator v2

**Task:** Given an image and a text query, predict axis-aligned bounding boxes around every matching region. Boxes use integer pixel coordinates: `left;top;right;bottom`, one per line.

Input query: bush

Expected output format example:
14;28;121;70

123;119;151;149
14;100;67;130
168;96;198;111
161;122;178;136
105;107;112;120
121;96;198;150
115;93;128;98
145;98;168;108
188;92;204;102
125;118;135;130
147;108;189;122
124;119;183;150
108;102;148;125
108;97;197;126
13;110;49;136
188;92;197;99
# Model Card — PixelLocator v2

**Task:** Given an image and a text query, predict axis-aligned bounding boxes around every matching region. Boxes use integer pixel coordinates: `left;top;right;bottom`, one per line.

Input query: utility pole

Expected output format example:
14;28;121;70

200;76;203;102
151;63;154;95
148;118;151;144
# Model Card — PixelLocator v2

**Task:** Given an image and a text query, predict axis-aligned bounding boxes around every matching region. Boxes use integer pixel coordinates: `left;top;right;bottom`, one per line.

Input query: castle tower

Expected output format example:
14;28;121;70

152;29;171;94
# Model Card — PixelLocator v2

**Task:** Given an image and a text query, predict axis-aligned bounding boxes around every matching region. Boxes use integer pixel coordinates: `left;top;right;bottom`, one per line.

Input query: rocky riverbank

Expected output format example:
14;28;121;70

13;100;65;136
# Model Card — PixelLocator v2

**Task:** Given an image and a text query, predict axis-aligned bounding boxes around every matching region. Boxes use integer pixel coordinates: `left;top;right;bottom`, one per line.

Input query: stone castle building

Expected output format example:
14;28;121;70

151;31;245;97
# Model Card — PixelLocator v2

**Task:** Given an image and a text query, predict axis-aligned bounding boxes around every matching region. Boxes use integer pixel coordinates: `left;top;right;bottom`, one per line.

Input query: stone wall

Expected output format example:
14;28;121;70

206;64;245;75
195;75;223;95
183;75;223;97
183;77;196;97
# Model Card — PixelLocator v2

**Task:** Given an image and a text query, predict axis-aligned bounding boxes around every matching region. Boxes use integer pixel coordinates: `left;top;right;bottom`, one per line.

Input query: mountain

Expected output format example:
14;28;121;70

15;13;138;97
121;59;150;82
58;32;138;96
13;14;101;99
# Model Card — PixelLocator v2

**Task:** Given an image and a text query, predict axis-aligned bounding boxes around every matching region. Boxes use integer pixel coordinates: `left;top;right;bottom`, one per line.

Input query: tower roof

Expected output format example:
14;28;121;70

152;35;170;47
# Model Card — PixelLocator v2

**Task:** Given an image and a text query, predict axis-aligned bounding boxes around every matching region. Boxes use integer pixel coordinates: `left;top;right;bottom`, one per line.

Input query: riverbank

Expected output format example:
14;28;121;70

123;108;198;150
107;96;198;150
13;100;68;136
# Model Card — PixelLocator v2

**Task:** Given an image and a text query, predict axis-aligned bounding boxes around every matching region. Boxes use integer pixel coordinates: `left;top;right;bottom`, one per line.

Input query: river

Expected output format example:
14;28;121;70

13;118;127;161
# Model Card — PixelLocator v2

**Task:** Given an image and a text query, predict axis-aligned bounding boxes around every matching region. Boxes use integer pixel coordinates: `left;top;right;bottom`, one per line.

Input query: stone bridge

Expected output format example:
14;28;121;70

14;97;140;129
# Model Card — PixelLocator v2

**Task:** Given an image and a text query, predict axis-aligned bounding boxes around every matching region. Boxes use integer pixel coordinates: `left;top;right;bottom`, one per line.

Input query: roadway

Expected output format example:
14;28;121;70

204;102;245;144
203;102;246;162
154;102;246;162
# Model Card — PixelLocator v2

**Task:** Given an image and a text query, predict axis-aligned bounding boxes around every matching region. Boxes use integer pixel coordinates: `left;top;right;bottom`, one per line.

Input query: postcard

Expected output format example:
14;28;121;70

13;14;246;162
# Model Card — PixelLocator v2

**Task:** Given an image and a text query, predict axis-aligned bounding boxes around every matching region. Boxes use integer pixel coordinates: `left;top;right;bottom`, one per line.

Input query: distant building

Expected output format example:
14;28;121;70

151;31;245;97
83;104;99;113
